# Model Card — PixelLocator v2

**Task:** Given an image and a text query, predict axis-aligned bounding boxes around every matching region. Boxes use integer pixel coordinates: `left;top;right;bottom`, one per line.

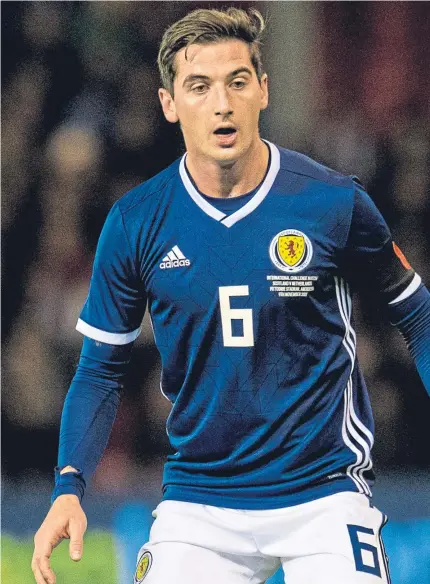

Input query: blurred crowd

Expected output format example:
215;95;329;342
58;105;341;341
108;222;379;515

2;2;429;496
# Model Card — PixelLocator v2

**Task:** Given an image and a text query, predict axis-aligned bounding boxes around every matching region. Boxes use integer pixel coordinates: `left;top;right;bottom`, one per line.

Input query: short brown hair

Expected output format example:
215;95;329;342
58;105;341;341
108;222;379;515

157;7;266;95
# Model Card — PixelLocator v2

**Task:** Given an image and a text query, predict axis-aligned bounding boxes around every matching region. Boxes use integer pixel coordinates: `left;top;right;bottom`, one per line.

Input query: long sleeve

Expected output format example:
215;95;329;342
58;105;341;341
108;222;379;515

388;283;430;395
52;337;133;503
52;200;147;503
342;182;429;396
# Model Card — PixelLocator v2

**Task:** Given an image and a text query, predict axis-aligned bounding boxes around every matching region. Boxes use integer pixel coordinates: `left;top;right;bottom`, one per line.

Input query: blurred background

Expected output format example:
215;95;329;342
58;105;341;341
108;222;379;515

2;2;429;583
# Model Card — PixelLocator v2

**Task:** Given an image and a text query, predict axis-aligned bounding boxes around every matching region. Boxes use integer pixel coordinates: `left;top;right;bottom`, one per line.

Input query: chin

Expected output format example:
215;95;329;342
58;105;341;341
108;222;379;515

211;144;243;164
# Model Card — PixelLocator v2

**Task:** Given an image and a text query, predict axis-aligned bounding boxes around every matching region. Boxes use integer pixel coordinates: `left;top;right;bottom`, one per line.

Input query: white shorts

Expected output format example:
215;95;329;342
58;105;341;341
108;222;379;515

133;492;390;584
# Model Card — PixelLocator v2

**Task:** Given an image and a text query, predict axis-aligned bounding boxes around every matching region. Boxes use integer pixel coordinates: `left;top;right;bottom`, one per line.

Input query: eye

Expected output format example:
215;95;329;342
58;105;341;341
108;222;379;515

231;79;246;89
191;84;208;94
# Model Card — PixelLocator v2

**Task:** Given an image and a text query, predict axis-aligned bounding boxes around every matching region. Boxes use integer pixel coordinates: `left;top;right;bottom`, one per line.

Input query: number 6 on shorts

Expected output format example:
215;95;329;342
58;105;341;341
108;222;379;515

347;524;382;577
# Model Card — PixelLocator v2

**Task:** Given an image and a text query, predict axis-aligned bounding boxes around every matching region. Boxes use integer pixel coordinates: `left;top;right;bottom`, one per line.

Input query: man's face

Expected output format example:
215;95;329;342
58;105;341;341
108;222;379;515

159;40;268;165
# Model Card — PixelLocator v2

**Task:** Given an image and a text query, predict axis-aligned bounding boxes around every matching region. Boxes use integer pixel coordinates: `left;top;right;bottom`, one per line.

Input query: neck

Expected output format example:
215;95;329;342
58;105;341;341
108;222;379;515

185;138;269;198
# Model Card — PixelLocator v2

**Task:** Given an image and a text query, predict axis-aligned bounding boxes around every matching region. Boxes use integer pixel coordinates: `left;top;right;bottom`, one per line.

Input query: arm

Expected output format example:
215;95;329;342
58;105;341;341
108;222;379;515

52;338;132;502
343;182;430;395
388;281;430;394
32;338;132;584
32;203;146;584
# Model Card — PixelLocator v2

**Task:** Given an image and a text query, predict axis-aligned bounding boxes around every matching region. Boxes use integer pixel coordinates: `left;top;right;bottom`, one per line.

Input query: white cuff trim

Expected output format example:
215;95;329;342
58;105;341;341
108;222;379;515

389;273;422;305
76;319;141;345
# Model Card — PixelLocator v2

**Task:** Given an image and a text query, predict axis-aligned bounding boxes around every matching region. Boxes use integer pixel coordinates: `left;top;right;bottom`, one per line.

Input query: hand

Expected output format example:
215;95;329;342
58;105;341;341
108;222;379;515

32;494;87;584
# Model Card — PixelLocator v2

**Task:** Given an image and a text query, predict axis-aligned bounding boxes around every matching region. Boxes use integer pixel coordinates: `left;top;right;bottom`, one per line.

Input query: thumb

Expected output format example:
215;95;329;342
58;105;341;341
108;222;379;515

68;519;84;561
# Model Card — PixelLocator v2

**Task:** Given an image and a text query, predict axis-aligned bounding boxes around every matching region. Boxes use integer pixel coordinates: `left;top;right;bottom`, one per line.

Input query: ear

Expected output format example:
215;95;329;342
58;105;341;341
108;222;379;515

259;73;269;111
158;88;179;123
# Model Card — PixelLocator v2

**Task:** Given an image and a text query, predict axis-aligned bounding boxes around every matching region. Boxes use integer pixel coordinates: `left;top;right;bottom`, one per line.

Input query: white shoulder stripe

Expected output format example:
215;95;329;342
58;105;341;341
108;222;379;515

389;273;422;305
341;383;368;494
335;276;373;496
334;277;355;362
76;319;141;345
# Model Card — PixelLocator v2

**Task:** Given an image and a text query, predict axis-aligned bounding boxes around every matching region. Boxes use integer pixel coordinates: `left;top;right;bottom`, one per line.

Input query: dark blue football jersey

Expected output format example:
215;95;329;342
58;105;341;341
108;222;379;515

77;141;402;509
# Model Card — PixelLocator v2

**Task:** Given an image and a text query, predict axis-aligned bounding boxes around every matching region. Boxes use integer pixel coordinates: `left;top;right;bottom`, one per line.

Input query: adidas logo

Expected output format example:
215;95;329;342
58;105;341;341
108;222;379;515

159;246;191;269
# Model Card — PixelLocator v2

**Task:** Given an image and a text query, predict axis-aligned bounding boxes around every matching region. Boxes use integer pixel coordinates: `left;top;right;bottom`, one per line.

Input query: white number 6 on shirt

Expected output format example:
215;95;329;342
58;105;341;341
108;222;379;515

219;286;254;347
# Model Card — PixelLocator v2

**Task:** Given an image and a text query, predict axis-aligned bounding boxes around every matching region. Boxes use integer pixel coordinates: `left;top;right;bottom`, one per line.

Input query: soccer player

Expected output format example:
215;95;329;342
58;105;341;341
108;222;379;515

32;8;429;584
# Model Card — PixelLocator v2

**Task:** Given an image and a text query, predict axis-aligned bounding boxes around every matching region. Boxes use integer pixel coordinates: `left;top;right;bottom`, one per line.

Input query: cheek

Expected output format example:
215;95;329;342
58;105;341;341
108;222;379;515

244;101;262;123
183;117;206;135
241;93;263;112
177;103;206;130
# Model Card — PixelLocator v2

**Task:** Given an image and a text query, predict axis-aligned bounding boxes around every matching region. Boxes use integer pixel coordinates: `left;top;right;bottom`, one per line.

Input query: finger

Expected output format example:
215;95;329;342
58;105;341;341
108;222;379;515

32;565;47;584
31;558;43;584
33;539;55;584
39;554;56;584
68;519;85;561
32;557;54;584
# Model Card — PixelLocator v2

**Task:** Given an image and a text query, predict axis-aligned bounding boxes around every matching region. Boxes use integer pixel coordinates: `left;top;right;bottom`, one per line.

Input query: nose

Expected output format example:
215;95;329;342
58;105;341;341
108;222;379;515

214;86;233;117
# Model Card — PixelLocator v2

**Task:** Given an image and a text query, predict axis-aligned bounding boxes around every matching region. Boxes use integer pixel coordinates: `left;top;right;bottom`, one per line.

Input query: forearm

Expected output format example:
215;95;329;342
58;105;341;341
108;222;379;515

388;282;430;394
52;338;132;503
52;371;121;502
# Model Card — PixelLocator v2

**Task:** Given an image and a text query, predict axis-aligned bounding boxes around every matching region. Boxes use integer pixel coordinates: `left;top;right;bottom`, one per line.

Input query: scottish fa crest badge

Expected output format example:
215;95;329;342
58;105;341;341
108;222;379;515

269;229;313;273
134;550;152;583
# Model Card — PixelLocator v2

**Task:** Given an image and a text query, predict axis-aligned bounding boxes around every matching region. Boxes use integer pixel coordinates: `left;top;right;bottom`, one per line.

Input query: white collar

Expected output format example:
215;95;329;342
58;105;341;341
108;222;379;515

179;140;280;228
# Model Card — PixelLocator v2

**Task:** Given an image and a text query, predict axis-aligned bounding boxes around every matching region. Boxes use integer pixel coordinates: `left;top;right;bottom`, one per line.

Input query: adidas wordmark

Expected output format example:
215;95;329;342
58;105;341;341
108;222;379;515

160;246;191;269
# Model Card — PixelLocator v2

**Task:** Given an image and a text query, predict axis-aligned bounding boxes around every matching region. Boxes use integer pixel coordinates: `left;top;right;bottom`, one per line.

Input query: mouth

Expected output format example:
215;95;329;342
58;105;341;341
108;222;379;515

213;127;237;147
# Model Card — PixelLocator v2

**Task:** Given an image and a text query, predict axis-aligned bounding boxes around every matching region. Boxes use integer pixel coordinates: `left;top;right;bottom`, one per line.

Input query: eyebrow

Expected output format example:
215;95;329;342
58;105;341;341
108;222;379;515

182;67;253;87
